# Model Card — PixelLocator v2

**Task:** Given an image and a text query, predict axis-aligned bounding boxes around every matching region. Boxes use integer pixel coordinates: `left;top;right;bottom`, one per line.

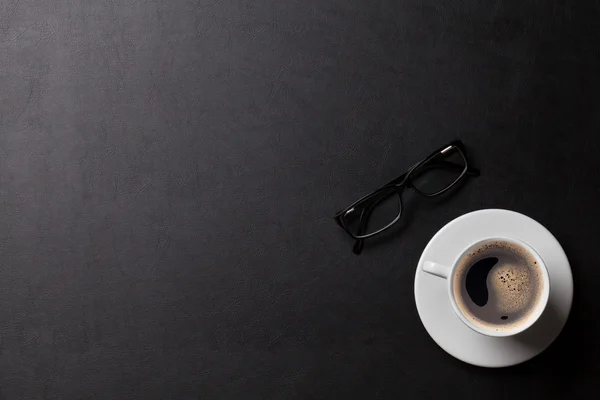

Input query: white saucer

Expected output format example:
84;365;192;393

414;209;573;367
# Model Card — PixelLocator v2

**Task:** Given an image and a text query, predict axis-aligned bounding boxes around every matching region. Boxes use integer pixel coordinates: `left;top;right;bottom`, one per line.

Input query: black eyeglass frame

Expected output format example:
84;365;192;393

334;140;480;250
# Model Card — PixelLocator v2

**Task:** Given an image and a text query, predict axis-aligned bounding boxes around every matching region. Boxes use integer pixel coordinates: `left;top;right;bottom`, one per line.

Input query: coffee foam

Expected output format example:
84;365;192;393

489;264;535;313
452;240;544;332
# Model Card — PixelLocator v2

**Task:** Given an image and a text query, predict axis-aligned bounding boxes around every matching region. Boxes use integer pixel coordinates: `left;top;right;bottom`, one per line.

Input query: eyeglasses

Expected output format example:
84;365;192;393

334;140;480;254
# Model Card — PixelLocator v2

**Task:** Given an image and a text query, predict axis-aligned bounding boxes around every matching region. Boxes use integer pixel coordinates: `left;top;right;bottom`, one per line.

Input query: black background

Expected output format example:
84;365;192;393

1;0;598;398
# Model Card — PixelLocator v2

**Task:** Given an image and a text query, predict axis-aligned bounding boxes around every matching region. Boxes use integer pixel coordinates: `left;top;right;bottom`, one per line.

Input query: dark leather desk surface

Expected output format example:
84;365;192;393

1;0;598;398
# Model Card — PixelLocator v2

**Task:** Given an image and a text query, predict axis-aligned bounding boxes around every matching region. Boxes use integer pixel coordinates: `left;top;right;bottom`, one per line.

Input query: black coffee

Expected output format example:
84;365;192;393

465;257;498;307
452;240;545;332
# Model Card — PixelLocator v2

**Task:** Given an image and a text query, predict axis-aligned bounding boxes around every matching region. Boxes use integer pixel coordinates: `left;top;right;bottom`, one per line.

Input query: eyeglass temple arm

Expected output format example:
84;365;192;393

386;161;479;186
353;161;480;254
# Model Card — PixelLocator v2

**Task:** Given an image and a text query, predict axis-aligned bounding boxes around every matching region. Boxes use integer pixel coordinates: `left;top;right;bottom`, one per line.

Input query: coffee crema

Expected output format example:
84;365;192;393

452;240;545;332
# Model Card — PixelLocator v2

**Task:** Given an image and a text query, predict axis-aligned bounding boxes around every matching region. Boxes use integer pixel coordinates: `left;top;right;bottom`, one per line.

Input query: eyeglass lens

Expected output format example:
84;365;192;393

410;147;467;195
343;187;401;237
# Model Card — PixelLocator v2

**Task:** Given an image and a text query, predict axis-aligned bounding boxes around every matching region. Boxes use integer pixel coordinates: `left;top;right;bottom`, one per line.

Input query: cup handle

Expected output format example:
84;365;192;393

422;261;451;279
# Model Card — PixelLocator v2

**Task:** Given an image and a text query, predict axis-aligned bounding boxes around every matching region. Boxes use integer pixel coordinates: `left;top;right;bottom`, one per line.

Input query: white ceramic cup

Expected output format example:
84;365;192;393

422;237;550;337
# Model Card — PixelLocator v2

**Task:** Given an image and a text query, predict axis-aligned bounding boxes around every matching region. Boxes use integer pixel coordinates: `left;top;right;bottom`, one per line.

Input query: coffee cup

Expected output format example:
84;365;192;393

422;237;550;337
